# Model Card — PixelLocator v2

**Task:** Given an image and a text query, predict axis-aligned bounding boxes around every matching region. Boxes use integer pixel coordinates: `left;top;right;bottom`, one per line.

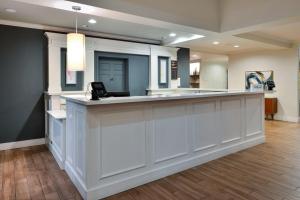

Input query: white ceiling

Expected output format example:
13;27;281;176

70;0;221;32
178;35;287;55
176;35;279;54
257;22;300;43
0;0;300;55
0;0;173;42
190;51;228;62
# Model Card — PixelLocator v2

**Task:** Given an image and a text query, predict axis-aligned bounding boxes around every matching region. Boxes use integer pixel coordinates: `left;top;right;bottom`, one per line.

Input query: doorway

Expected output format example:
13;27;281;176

96;57;128;92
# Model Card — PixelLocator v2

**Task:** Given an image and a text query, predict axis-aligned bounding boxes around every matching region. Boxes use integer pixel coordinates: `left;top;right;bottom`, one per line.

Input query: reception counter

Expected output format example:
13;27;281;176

63;90;265;200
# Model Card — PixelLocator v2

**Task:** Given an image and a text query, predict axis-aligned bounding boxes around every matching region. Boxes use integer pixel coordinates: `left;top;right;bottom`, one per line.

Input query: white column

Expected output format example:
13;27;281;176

48;40;62;93
85;39;95;89
149;45;177;90
150;46;159;90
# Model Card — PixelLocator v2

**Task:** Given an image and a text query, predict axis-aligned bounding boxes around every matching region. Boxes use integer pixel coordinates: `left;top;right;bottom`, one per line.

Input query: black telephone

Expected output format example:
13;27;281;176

90;82;130;100
91;82;108;100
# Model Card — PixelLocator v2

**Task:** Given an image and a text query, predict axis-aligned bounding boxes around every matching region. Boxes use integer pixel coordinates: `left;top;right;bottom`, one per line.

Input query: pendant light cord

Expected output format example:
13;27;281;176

72;6;81;33
75;10;78;33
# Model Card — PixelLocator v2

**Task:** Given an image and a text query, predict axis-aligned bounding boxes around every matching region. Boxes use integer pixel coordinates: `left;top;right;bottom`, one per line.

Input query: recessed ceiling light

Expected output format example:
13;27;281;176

88;19;97;24
234;45;240;48
169;33;177;37
5;8;16;13
213;41;220;45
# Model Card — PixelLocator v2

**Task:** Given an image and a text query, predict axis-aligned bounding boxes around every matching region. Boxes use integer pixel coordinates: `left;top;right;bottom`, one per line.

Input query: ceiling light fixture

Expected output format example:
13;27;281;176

234;45;240;48
213;41;220;45
67;6;86;71
5;8;16;13
88;19;97;24
169;33;177;37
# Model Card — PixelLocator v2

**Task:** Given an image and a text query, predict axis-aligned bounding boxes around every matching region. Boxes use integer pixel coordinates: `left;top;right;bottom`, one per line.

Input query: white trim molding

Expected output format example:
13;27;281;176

0;138;45;151
274;115;300;123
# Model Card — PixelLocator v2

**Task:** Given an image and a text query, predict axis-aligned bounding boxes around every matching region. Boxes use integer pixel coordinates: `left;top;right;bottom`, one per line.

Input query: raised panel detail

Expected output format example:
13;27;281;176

75;110;85;178
221;98;242;144
52;119;63;154
66;104;74;165
100;109;146;178
153;104;188;163
246;96;262;137
191;101;218;152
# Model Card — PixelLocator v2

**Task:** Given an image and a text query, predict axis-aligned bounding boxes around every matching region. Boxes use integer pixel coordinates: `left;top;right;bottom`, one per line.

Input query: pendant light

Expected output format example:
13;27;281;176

67;6;86;71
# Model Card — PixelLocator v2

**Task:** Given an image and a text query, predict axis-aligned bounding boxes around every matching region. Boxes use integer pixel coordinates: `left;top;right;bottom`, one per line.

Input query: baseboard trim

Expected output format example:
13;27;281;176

65;161;87;199
274;115;300;123
0;138;45;151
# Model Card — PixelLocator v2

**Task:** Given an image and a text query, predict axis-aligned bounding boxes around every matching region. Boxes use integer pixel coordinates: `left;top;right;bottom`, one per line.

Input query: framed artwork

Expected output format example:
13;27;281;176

158;56;169;88
190;62;200;75
245;70;274;89
61;48;84;91
171;60;178;80
160;59;167;83
66;70;77;85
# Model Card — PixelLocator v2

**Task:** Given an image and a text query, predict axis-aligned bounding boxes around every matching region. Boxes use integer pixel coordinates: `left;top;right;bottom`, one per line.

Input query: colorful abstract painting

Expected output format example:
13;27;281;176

245;71;274;89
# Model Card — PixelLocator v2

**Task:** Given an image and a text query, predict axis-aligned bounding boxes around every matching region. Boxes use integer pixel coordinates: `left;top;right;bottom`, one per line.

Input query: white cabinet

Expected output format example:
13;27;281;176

48;110;66;169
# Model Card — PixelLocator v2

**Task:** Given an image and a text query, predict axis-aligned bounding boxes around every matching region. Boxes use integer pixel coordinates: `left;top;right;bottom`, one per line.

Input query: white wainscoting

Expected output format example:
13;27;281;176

153;103;189;163
246;95;263;137
51;117;63;160
220;97;243;144
191;100;218;152
65;94;265;200
48;113;66;169
98;108;147;179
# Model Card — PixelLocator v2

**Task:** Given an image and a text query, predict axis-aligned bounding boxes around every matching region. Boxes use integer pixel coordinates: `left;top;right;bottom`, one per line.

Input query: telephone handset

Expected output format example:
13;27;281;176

90;82;130;100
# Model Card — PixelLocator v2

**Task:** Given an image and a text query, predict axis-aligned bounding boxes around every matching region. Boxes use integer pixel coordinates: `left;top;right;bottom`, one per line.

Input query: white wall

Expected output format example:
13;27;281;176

190;52;229;90
228;48;299;122
200;60;228;89
298;48;300;117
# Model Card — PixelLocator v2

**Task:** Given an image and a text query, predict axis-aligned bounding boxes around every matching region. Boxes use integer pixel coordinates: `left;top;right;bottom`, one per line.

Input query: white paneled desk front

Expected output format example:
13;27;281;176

62;91;265;200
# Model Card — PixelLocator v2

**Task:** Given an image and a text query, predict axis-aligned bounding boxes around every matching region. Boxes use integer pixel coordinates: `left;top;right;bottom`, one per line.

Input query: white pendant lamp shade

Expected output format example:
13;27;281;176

67;33;86;71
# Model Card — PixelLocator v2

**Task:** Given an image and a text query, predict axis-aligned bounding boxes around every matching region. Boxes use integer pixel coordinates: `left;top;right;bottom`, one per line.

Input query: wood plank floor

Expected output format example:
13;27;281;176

1;120;300;200
0;145;82;200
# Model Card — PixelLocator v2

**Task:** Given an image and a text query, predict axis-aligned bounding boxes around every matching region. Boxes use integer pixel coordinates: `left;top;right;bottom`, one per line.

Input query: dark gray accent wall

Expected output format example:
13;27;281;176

94;51;149;96
0;25;46;143
177;48;190;88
